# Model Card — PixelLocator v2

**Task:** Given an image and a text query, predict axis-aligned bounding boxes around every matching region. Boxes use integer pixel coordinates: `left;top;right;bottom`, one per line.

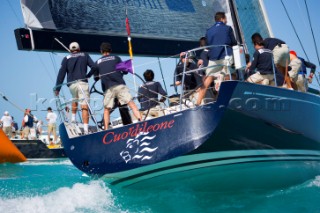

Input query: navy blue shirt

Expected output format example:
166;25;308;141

138;81;167;110
25;115;34;128
175;62;202;90
13;122;18;131
298;57;316;75
89;55;128;91
206;22;237;60
200;49;209;69
249;48;275;75
56;52;96;91
263;38;285;50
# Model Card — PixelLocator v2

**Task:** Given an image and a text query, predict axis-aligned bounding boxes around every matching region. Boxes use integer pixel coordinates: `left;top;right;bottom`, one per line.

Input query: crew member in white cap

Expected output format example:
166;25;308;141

55;42;97;134
0;111;13;138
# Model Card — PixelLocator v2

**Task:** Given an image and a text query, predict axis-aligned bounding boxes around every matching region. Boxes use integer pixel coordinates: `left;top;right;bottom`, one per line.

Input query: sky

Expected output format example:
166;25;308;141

1;0;320;127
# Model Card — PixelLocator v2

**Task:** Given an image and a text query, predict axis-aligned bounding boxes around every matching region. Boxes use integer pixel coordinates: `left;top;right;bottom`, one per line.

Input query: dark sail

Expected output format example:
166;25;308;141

15;0;271;55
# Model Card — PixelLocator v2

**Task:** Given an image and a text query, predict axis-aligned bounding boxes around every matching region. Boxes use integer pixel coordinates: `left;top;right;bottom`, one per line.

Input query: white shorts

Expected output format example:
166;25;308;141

247;72;274;85
104;85;132;109
295;74;307;92
206;56;233;77
69;82;90;105
273;44;289;67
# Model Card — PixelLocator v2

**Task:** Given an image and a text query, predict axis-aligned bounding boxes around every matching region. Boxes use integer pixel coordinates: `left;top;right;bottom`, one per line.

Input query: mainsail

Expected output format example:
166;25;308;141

15;0;271;55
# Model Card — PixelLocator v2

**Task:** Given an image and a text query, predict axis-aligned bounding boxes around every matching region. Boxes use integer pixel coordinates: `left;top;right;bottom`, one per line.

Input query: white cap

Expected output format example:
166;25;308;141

4;111;9;115
69;42;80;51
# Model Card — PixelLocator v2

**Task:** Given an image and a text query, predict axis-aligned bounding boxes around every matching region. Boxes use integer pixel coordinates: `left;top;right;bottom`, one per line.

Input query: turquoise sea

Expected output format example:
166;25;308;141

1;159;320;213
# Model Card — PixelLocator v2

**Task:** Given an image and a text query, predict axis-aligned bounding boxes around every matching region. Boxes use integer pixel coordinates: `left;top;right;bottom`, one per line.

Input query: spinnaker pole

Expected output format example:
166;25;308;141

54;38;70;53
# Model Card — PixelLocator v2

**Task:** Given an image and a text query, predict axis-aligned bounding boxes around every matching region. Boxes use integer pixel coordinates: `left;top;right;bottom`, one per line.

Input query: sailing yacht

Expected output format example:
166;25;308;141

14;0;320;190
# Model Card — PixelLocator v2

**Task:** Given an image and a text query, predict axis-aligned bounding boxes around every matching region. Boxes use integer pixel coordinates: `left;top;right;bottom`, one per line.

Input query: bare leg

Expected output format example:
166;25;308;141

277;58;292;88
81;104;90;134
72;102;78;114
53;130;57;142
277;65;290;88
104;108;110;130
71;102;78;122
81;104;89;124
127;101;142;121
47;131;51;144
196;76;214;105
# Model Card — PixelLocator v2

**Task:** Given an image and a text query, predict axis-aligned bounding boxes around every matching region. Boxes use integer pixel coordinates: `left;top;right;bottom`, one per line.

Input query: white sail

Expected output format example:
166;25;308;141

21;0;56;29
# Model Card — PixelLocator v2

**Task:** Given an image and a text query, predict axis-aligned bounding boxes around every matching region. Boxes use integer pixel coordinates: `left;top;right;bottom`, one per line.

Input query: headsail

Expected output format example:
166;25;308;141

15;0;271;55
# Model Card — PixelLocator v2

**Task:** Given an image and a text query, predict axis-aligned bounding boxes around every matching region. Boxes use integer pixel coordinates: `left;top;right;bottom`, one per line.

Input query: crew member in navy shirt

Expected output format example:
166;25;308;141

87;42;141;129
297;55;316;91
251;33;291;88
197;37;209;69
196;11;237;105
55;42;97;134
246;38;276;85
21;108;37;139
138;70;167;117
174;53;201;92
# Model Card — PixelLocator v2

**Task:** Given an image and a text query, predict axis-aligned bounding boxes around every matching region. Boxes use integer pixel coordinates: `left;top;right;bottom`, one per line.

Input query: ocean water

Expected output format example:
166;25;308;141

1;160;320;213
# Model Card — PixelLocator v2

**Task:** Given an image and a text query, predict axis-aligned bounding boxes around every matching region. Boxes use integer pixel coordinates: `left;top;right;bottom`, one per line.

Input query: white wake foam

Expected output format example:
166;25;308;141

0;180;121;213
307;175;320;187
18;159;72;166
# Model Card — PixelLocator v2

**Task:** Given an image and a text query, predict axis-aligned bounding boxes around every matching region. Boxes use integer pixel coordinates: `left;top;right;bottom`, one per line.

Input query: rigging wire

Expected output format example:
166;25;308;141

296;0;309;30
304;0;320;66
36;52;55;83
280;0;320;88
157;57;168;94
280;0;309;61
49;53;59;75
6;0;56;86
6;0;23;26
0;92;26;113
49;52;67;108
304;0;320;87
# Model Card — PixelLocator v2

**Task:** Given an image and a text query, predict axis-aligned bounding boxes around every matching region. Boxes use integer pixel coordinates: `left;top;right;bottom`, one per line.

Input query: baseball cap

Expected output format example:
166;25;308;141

69;42;80;51
4;111;9;115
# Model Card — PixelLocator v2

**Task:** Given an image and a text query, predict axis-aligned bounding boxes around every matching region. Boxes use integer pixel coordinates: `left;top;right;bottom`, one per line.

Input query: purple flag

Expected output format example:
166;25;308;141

115;59;133;74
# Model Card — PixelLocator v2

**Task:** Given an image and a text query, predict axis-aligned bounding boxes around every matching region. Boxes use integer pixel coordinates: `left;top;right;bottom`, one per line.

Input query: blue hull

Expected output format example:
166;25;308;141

60;81;320;189
60;100;227;175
